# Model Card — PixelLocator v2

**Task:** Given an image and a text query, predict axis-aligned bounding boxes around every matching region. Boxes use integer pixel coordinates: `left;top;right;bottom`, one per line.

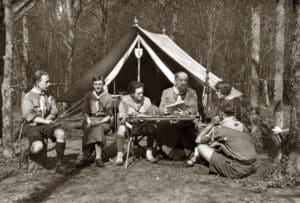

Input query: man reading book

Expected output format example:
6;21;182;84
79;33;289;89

157;71;198;159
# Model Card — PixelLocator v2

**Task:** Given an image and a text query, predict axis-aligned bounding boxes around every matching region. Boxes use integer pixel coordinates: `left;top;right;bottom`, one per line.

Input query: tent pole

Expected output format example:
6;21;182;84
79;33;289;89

137;39;141;82
135;37;143;82
137;57;140;82
113;81;117;133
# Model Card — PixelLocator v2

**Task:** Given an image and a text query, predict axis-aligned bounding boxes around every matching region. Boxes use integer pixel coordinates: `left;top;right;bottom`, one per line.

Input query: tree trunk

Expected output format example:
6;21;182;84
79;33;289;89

274;0;285;129
2;0;14;158
263;79;270;106
287;0;300;176
21;14;29;91
170;8;177;41
250;0;260;112
99;1;109;55
0;1;5;139
65;0;75;90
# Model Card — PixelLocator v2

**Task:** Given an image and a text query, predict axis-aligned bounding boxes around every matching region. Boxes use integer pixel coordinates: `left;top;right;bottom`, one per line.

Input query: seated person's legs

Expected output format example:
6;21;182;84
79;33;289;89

116;124;126;165
94;143;104;167
53;128;68;172
21;127;45;164
187;144;214;166
30;140;44;154
156;121;179;149
143;123;158;163
79;125;108;168
197;144;214;162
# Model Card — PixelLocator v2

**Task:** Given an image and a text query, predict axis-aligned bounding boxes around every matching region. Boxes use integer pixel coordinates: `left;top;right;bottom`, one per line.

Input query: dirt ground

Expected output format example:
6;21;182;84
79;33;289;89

0;128;299;203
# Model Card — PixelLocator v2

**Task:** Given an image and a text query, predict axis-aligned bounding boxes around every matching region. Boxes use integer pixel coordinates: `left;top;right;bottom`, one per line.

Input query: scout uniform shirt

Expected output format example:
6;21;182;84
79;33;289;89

118;95;152;120
22;87;58;124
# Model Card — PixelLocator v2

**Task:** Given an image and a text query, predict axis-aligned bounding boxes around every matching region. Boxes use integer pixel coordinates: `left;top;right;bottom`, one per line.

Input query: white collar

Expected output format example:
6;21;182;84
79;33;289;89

93;90;105;100
173;86;180;95
31;87;44;95
225;94;235;100
221;116;236;123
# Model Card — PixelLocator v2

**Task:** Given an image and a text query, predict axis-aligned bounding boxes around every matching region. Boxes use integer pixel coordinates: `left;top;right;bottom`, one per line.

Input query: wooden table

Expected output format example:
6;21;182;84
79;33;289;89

124;114;200;169
126;115;200;122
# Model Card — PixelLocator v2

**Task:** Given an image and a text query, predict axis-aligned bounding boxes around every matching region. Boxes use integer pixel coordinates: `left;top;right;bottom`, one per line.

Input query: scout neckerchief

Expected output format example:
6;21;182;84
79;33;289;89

93;90;106;113
174;86;185;103
31;87;46;118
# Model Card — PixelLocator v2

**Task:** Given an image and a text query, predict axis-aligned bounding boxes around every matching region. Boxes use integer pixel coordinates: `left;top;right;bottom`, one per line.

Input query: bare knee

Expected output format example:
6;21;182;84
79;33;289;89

54;128;66;143
30;141;44;154
117;125;126;137
197;144;214;162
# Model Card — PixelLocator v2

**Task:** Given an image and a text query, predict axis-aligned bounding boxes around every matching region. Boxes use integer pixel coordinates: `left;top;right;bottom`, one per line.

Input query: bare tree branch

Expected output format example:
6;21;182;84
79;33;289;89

12;0;31;13
13;0;36;22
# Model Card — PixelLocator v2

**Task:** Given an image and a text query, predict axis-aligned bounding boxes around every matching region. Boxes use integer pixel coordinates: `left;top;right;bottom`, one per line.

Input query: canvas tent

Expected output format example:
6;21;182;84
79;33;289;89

58;24;241;107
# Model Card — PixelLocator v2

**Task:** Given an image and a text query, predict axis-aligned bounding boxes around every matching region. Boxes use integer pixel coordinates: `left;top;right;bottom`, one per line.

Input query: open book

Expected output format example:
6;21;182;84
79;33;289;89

165;101;189;114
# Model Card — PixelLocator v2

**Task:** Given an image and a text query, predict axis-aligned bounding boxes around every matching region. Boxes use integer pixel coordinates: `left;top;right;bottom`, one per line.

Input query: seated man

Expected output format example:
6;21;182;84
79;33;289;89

156;71;198;158
115;81;158;165
21;70;68;173
188;100;256;179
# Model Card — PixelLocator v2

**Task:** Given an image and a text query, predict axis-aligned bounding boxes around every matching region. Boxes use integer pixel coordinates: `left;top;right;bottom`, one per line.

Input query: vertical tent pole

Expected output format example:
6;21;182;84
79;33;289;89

135;37;143;82
137;39;141;82
113;81;117;132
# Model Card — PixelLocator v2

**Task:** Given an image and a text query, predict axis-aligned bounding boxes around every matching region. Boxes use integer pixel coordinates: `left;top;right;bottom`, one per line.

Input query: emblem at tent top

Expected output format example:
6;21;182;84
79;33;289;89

162;26;166;35
134;39;143;59
134;16;138;26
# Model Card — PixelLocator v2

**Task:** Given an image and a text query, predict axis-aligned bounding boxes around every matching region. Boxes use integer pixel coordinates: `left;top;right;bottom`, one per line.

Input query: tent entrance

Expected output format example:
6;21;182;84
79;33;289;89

107;42;173;106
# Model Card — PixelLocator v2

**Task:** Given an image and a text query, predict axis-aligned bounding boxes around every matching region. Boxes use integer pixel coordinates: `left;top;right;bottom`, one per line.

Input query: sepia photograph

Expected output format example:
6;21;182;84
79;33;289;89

0;0;299;202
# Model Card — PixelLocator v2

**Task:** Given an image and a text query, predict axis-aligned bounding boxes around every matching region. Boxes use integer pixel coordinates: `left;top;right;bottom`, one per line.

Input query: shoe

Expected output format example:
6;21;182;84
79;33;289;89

146;157;158;163
19;149;29;170
95;159;104;167
186;155;197;167
186;159;195;167
55;160;71;174
76;159;89;168
116;152;124;166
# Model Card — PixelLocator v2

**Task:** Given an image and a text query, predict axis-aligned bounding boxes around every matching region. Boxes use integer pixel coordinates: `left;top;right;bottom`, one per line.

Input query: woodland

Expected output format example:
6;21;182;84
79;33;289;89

0;0;299;202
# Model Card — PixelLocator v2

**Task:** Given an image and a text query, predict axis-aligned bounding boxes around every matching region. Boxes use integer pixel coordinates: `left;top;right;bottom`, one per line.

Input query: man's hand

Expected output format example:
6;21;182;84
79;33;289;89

45;119;54;125
119;117;126;125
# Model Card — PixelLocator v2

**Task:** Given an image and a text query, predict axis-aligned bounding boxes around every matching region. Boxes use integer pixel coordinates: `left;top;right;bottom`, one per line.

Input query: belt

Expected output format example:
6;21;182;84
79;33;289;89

236;159;255;165
89;113;107;117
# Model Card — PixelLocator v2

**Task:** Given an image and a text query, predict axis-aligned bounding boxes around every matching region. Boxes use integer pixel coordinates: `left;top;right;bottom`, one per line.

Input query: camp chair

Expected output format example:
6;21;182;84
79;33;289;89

124;122;147;169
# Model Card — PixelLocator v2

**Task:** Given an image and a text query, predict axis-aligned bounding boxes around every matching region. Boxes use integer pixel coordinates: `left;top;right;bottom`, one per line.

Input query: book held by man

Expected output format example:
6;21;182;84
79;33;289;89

165;101;189;114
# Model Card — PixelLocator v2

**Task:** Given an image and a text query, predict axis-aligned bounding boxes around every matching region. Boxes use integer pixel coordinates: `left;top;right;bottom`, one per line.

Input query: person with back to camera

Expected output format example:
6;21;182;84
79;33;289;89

187;99;256;179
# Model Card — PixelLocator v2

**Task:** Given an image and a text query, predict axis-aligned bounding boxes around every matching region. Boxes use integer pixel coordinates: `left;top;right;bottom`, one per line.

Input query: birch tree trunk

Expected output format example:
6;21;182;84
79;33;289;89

2;0;14;158
250;0;260;113
21;14;29;92
274;0;285;129
65;0;75;90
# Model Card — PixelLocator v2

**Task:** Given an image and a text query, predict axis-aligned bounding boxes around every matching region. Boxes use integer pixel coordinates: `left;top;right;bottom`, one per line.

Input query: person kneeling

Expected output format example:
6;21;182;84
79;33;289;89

188;100;256;179
116;81;158;165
